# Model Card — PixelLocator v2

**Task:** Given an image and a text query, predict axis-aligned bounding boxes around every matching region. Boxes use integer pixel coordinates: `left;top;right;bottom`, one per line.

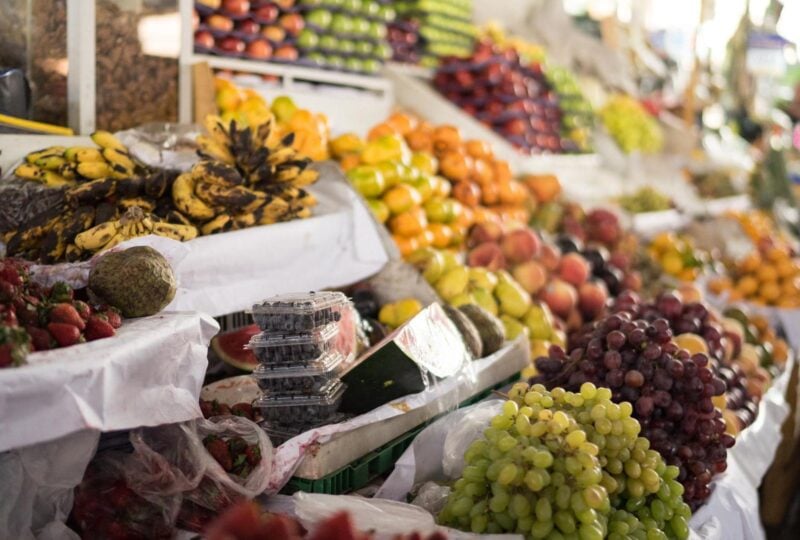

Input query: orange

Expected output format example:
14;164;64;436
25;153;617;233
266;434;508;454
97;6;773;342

438;150;470;183
761;281;780;303
389;208;428;237
405;129;433;153
465;139;491;159
756;265;778;283
416;229;434;249
428;223;454;248
491;160;513;183
678;268;697;282
452;181;481;208
480;180;500;205
776;259;798;279
498;180;529;205
727;290;744;301
708;276;732;295
472;206;501;225
735;275;758;296
367;122;397;141
393;234;420;258
781;277;799;296
383;184;423;214
766;246;788;262
470;158;493;185
454;206;474;229
385;112;417;135
432;125;462;153
739;253;761;273
339;153;360;172
522;174;561;204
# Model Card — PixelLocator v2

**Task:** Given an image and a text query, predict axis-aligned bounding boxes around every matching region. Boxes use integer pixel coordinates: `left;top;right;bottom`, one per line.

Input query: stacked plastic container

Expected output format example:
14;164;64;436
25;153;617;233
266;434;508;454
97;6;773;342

249;291;351;445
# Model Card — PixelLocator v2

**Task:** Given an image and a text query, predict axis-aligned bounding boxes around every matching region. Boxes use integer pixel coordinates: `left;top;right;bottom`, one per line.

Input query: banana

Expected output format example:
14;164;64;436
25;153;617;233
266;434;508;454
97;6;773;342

91;130;127;152
35;155;68;171
196;135;235;164
40;229;67;263
276;166;305;183
102;147;136;176
14;163;45;181
65;243;83;262
75;221;119;251
77;161;115;179
172;172;216;220
204;115;233;147
25;146;65;164
253;197;290;224
266;146;296;166
200;214;233;236
101;232;128;252
233;212;257;228
41;171;75;187
165;210;194;227
67;178;117;204
289;169;319;188
118;197;155;213
64;147;103;163
192;160;244;186
59;164;77;180
195;181;265;213
152;221;198;241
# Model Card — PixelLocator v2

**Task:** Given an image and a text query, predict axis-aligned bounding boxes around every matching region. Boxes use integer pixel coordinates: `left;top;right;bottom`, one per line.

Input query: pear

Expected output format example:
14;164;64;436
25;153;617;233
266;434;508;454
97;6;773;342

468;267;499;292
494;277;532;318
500;315;529;340
523;303;554;340
435;266;470;301
407;248;445;284
440;250;461;272
378;303;397;328
472;287;499;315
449;292;476;308
529;339;550;359
394;298;424;326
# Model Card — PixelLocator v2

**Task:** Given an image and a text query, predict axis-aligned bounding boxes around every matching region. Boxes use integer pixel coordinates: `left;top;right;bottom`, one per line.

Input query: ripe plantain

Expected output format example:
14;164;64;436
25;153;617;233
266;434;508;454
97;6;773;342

151;221;198;241
172;172;216;220
196;135;235;164
118;197;155;213
200;214;233;235
102;147;136;176
41;171;75;187
75;221;119;251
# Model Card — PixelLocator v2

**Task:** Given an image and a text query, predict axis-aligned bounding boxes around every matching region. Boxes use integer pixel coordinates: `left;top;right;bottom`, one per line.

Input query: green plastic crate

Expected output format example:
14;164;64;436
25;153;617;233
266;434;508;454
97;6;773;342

282;372;521;495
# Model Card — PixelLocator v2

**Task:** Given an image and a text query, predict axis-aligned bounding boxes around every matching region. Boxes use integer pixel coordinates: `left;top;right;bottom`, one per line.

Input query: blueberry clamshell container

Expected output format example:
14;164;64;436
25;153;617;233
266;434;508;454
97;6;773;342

252;351;344;396
255;381;346;425
252;291;348;333
248;323;340;367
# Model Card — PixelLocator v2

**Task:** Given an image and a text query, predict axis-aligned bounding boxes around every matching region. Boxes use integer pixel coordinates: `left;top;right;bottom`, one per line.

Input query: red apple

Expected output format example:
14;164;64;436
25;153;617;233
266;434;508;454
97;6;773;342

194;30;215;49
501;228;541;264
237;18;260;35
279;13;304;36
216;35;245;54
538;243;561;272
467;242;506;271
578;280;608;320
539;278;577;319
254;4;279;23
273;44;298;61
207;14;234;32
557;252;590;287
467;222;503;248
245;39;272;59
222;0;250;16
261;25;286;42
512;260;547;294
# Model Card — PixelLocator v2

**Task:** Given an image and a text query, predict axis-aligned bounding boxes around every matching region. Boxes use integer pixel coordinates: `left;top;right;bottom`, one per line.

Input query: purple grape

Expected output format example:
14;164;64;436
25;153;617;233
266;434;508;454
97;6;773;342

625;370;644;388
606;330;626;350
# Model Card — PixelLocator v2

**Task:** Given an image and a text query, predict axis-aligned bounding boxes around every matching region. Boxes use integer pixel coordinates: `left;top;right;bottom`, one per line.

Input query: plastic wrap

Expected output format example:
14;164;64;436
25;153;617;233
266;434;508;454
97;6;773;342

0;179;67;235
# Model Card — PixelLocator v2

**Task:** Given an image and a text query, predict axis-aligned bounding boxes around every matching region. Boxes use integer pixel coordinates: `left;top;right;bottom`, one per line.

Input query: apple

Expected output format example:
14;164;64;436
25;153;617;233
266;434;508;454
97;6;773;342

345;57;363;72
206;14;234;32
501;229;541;264
306;9;332;29
297;28;319;49
245;39;272;59
512;260;547;294
364;1;378;16
557;252;590;287
467;242;506;271
261;25;286;42
539;278;577;319
354;41;372;56
274;44;299;61
338;40;356;54
467;222;503;247
319;35;337;50
373;42;391;60
362;59;380;73
367;21;387;40
237;18;260;35
194;30;215;49
577;280;608;320
342;0;359;9
280;13;304;36
307;51;326;65
216;35;245;53
222;0;250;16
352;17;370;35
253;4;279;23
330;14;353;34
325;55;344;69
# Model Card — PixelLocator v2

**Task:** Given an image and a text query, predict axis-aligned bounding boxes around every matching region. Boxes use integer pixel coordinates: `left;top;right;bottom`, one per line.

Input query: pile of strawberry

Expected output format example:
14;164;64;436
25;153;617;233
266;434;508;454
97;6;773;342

203;434;262;479
0;257;123;368
200;399;258;422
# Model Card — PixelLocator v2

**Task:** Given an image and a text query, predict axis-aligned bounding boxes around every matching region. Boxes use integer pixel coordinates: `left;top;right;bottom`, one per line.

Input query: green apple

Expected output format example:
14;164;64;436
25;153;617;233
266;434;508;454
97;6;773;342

362;58;380;74
300;0;323;5
364;1;379;16
347;166;386;198
306;9;332;29
326;0;343;5
319;34;337;51
297;29;319;49
354;41;372;56
345;57;363;72
373;42;391;60
330;13;353;34
270;96;297;122
367;21;387;40
342;0;359;10
307;51;326;65
338;40;356;54
378;5;395;22
325;55;344;69
352;17;370;35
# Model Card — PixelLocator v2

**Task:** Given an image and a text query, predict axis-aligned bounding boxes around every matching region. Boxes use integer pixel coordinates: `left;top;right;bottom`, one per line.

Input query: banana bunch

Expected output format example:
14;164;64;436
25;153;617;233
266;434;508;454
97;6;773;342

75;206;198;254
178;115;321;235
14;130;142;187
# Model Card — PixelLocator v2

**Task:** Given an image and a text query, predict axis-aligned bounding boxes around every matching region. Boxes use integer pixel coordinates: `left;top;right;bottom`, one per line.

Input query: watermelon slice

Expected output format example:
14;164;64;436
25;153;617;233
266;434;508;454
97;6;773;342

211;324;261;372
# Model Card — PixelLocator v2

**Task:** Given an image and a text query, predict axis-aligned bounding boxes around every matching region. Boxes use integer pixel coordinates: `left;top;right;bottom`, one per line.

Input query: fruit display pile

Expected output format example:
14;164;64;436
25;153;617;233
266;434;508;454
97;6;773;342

618;187;673;214
439;382;692;538
600;95;664;154
433;41;582;155
194;0;393;75
4;116;319;262
0;258;121;368
647;233;708;283
332;113;529;256
709;244;800;307
214;78;330;160
388;0;477;67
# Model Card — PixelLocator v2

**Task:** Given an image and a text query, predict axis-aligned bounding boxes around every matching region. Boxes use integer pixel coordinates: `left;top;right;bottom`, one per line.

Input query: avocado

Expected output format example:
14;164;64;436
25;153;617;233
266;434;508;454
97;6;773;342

459;304;505;356
442;304;482;359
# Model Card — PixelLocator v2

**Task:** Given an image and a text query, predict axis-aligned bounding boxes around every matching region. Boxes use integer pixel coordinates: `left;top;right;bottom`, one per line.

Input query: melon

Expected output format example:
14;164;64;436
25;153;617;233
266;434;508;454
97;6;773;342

211;324;260;371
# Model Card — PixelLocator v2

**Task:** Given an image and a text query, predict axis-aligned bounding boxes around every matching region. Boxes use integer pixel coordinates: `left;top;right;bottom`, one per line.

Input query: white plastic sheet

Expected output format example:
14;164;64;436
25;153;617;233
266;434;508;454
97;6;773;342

0;312;219;452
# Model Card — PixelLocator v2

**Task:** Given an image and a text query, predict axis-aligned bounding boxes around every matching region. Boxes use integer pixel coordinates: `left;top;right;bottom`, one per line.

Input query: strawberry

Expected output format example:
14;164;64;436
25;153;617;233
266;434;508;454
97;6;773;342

103;308;123;329
200;399;214;418
49;282;74;303
244;445;261;466
107;481;135;509
47;322;81;347
0;344;13;368
204;436;233;471
0;280;17;303
0;327;31;367
1;306;17;327
73;300;92;321
26;326;54;351
49;303;85;330
85;316;116;341
0;264;23;287
16;303;40;327
230;402;254;419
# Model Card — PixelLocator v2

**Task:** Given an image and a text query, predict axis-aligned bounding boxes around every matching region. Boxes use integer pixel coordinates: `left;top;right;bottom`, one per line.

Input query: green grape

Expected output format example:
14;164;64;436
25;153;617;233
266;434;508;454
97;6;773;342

535;497;553;521
511;493;531;518
494;511;514;531
498;434;517;452
555;510;577;533
470;514;488;533
531;519;555;538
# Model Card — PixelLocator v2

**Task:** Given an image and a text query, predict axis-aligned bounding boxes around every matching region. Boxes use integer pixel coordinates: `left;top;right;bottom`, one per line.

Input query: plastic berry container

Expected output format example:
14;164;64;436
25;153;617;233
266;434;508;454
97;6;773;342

259;414;349;446
252;351;344;396
255;381;346;425
251;291;348;333
247;323;339;367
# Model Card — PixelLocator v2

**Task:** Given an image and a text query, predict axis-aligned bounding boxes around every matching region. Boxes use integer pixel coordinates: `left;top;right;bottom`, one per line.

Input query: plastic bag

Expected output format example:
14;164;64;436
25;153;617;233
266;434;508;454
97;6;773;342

441;402;502;478
71;452;180;540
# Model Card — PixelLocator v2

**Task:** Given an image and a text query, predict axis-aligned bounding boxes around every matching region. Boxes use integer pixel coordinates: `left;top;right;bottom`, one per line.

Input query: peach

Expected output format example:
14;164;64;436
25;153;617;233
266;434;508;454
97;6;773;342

578;280;608;320
467;242;506;271
467;222;503;248
538;243;561;272
501;228;541;264
609;251;630;271
539;278;577;319
622;271;643;292
512;260;548;294
586;208;621;245
565;308;584;331
557;252;590;287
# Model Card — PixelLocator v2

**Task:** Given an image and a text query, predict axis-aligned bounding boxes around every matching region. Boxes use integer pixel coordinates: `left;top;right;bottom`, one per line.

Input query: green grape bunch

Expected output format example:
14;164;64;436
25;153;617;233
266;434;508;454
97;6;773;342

438;382;692;539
